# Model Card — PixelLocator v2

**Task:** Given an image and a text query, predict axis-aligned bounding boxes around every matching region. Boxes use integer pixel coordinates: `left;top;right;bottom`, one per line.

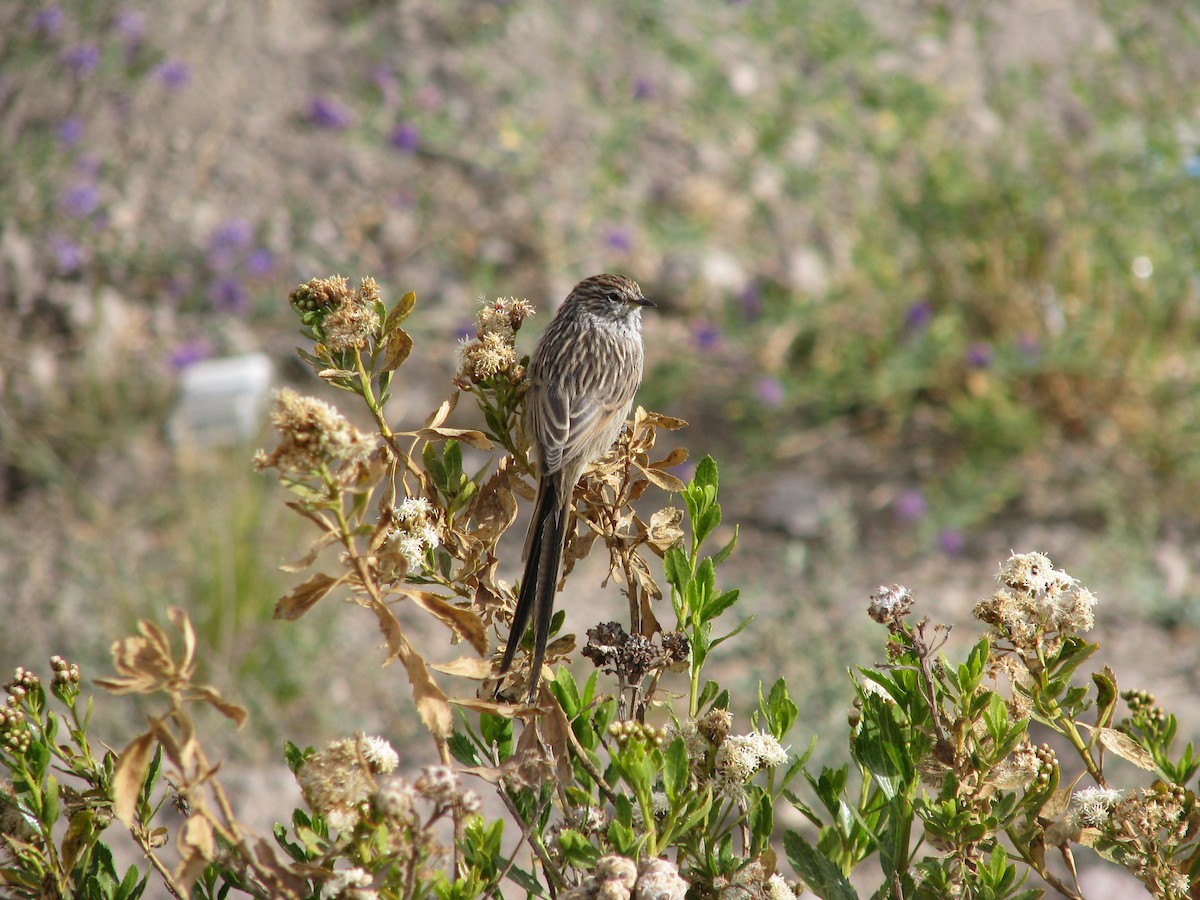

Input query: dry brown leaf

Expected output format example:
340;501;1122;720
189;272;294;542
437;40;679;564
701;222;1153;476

403;590;489;656
97;615;192;695
647;506;685;553
175;815;216;894
1041;786;1074;819
431;657;496;679
192;685;249;728
650;447;689;469
383;619;453;742
280;531;340;573
633;406;688;432
386;290;417;329
380;327;413;371
469;462;521;540
371;600;406;660
453;696;523;717
540;696;575;785
639;465;687;493
273;572;344;621
112;731;156;826
1095;726;1157;771
424;394;459;430
417;425;495;449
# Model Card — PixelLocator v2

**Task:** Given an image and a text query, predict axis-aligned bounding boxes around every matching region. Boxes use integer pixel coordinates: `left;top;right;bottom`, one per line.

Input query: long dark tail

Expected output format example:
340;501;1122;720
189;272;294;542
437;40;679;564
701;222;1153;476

499;479;567;701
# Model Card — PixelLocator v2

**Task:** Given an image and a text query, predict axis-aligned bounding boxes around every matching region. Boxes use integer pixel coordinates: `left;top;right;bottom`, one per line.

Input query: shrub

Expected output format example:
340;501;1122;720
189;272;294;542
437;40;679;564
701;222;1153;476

2;278;1197;899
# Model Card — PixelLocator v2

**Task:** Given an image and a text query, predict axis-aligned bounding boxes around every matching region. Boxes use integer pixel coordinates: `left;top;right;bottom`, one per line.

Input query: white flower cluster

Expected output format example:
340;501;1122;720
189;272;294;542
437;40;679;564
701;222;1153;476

714;730;790;797
389;497;441;571
973;552;1097;650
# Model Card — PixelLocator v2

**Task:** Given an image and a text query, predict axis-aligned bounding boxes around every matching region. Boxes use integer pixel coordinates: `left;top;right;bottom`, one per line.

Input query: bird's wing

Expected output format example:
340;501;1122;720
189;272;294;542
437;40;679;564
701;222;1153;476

535;383;630;478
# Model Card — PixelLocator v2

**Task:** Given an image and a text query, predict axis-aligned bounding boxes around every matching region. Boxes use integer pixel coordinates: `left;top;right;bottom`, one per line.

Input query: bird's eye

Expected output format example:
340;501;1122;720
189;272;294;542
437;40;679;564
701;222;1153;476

605;291;622;303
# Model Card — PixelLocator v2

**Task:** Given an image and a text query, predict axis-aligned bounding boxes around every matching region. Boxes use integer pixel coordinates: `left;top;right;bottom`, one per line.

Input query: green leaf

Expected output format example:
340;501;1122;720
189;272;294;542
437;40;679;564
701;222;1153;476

663;737;688;803
783;830;859;900
557;829;601;867
43;774;59;827
705;588;741;620
697;680;721;711
764;678;799;740
748;787;774;846
26;741;50;783
709;615;754;649
423;443;447;492
283;741;313;775
693;456;719;491
448;731;480;767
552;668;582;717
444;440;463;485
664;546;690;591
480;713;514;758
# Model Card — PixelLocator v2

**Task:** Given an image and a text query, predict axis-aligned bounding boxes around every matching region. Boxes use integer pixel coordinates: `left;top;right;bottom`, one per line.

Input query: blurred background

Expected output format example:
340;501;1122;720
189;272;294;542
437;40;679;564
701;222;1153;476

3;0;1200;840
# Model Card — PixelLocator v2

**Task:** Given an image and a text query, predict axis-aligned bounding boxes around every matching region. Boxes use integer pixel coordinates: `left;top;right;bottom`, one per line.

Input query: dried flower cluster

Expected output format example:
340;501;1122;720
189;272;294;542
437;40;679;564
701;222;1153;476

560;855;688;900
582;621;689;686
1068;783;1195;896
290;275;355;317
297;735;400;832
973;552;1097;652
454;295;534;387
322;277;382;353
867;583;914;625
713;860;799;900
254;387;374;480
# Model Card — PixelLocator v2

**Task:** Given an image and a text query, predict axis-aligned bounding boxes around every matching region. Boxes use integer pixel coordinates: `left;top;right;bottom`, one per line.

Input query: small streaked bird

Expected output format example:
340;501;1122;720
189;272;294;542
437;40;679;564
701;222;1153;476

498;274;653;702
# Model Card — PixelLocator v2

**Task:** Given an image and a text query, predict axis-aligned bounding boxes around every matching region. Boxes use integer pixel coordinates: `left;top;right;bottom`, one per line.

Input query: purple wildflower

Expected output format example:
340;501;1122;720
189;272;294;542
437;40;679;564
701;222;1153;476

388;121;420;154
604;228;633;253
154;59;190;90
693;321;721;351
754;376;784;408
245;248;275;277
966;342;993;369
904;300;933;332
168;338;213;370
208;276;250;314
894;489;927;522
306;96;353;129
205;220;252;272
632;76;654;100
57;117;83;147
59;182;100;218
62;43;100;76
50;234;83;274
33;7;64;36
937;529;965;556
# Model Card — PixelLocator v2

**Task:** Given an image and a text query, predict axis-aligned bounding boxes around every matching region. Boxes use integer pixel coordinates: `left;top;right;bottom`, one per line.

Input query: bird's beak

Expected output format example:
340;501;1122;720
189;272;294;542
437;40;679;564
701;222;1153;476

634;295;656;308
